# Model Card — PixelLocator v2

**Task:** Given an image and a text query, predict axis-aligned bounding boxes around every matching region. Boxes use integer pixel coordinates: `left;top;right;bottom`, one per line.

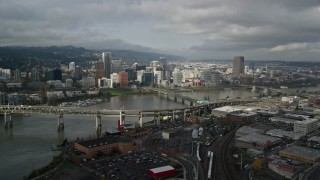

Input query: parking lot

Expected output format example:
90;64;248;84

83;150;173;179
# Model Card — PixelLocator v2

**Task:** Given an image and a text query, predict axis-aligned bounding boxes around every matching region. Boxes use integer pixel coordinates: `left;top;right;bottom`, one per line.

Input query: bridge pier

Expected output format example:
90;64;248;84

4;113;12;129
95;115;102;138
139;112;143;128
57;114;64;132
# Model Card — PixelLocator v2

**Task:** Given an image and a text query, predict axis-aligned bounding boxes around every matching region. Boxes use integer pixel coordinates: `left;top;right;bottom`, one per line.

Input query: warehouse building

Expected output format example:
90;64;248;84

235;133;281;150
235;126;265;138
266;129;304;140
279;145;320;164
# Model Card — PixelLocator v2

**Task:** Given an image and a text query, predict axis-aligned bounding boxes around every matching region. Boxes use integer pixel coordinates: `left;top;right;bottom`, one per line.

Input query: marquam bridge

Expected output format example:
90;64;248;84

1;89;258;137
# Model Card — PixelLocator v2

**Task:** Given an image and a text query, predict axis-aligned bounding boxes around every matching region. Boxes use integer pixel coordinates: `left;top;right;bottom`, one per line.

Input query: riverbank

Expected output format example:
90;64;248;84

24;154;64;180
100;88;153;96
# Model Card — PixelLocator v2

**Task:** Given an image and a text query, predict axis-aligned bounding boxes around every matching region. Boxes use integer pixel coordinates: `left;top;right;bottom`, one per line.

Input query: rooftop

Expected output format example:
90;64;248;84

294;118;318;125
237;132;281;146
280;145;320;160
236;126;264;136
76;136;131;148
266;129;304;140
149;165;175;173
213;106;241;113
308;136;320;143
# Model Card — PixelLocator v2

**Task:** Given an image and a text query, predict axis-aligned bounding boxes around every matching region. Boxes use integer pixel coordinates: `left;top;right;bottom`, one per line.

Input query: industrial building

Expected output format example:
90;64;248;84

266;129;304;140
269;117;298;124
71;136;136;163
279;145;320;164
235;126;264;138
235;133;281;150
294;118;318;135
226;112;258;122
212;106;242;118
148;165;176;179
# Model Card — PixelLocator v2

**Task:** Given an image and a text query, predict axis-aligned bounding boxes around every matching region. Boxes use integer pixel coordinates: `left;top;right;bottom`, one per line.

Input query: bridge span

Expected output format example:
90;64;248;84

0;99;258;137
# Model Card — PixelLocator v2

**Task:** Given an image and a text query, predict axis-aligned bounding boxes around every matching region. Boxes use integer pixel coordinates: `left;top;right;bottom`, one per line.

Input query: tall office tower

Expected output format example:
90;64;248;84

233;56;244;75
13;69;21;82
69;62;75;71
72;66;83;80
111;59;123;73
159;57;167;70
31;68;40;82
118;71;128;88
102;52;112;78
96;61;105;79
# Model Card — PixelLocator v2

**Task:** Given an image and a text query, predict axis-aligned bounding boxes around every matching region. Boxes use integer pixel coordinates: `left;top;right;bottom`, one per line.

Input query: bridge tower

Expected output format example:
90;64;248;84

172;110;175;123
139;112;143;127
95;114;102;138
184;109;188;121
3;113;12;129
119;110;125;125
57;114;64;131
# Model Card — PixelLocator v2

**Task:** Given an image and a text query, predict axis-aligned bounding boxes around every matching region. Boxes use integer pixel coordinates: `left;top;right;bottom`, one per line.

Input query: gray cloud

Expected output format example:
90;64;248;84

1;0;320;60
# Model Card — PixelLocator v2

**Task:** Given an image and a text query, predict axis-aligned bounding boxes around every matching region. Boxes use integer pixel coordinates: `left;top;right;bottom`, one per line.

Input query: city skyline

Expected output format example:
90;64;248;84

1;0;320;61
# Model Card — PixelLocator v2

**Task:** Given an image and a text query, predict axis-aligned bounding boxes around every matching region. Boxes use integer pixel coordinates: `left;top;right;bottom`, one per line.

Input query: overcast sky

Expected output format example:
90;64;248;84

1;0;320;61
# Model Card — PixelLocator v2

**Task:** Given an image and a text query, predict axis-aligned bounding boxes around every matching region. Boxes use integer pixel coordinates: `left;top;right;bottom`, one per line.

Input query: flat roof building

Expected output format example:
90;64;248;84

72;136;136;163
294;118;318;135
266;129;304;140
235;132;281;150
279;145;320;164
149;165;176;179
235;126;265;138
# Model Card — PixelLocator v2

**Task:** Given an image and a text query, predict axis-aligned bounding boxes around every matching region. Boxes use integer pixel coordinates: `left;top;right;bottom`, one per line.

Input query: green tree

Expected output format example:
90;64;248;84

252;158;262;172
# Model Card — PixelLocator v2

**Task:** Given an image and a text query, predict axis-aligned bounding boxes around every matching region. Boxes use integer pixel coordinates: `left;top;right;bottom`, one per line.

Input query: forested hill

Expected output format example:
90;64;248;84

0;46;185;69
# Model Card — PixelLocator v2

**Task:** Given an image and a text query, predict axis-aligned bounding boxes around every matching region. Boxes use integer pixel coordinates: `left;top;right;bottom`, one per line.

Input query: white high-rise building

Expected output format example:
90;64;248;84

136;70;145;83
173;71;183;84
98;77;113;88
201;69;212;83
69;62;75;71
153;70;163;84
111;73;119;84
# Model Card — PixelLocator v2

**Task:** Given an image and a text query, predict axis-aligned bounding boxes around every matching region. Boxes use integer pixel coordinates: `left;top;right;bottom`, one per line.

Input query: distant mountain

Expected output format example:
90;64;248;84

97;49;185;62
0;46;185;70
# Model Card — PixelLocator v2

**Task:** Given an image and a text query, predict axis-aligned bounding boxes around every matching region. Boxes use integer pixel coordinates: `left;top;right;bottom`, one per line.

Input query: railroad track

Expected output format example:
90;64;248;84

214;129;237;180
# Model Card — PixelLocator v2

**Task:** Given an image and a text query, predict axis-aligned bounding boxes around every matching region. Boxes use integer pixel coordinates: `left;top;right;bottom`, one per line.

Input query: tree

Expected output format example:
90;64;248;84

252;158;262;172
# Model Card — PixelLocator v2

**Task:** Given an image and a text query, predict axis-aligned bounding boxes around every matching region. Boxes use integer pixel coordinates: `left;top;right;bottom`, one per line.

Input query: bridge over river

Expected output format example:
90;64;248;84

0;99;257;137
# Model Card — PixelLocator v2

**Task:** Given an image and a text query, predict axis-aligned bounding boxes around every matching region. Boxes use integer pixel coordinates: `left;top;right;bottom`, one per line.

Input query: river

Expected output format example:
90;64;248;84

0;86;319;179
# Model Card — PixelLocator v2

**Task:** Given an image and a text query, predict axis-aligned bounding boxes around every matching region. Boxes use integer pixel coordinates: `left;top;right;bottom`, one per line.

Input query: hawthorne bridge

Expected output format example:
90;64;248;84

1;99;257;137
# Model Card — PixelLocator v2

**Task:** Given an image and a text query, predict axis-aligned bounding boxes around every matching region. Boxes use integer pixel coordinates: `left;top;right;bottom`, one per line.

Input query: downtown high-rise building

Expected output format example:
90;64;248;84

233;56;244;75
102;52;112;78
69;62;75;71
